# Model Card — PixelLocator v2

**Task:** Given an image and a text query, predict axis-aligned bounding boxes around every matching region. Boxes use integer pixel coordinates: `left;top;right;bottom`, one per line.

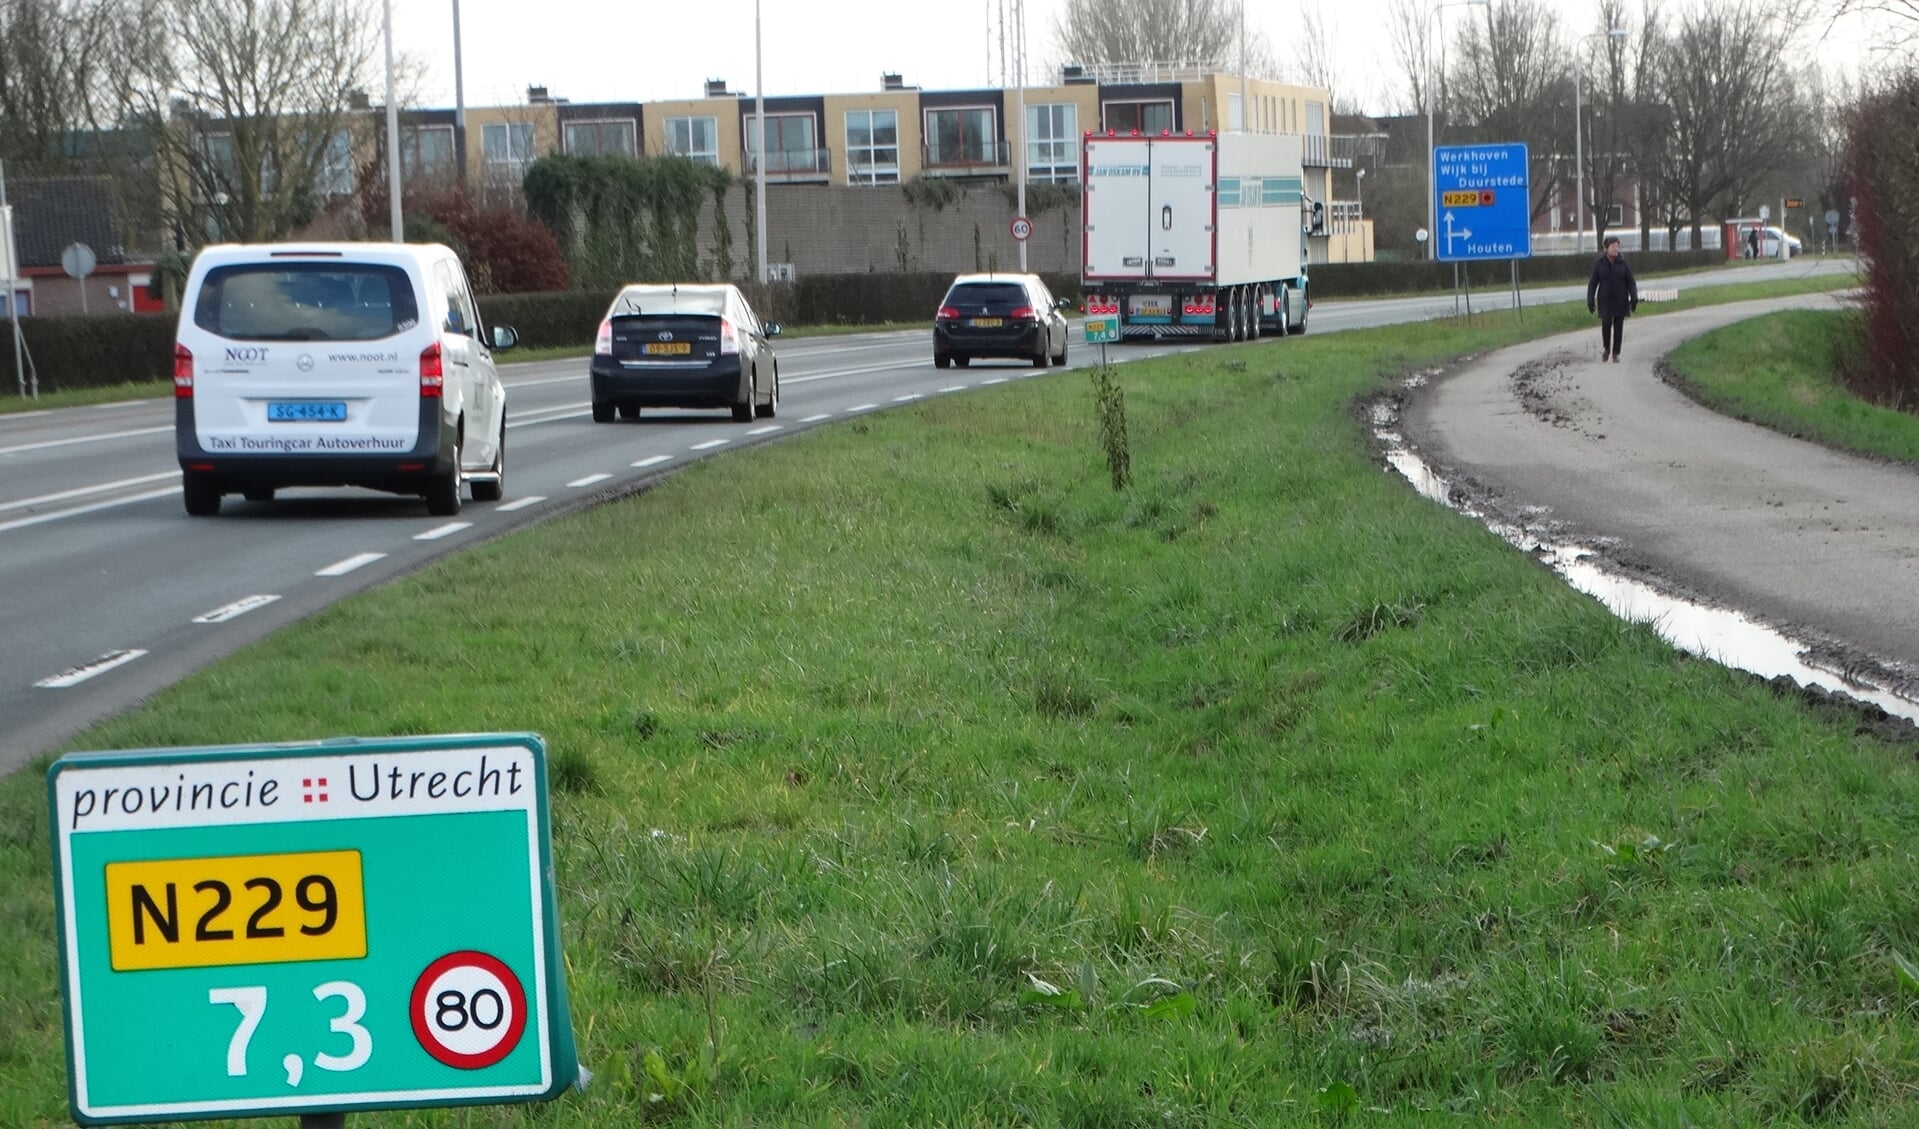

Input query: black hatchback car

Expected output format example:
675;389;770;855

933;273;1072;369
590;283;780;422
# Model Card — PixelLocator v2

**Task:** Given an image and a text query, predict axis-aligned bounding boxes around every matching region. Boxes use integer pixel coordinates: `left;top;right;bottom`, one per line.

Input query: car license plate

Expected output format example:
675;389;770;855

643;342;692;356
970;317;1003;328
267;401;347;422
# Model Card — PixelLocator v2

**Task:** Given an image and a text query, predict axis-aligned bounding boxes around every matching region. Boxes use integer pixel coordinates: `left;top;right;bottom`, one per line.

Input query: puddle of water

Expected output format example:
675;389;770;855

1377;400;1919;725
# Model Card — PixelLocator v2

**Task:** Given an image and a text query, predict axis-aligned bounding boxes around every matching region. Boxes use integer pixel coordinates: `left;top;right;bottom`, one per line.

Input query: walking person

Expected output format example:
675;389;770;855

1746;225;1760;260
1586;235;1638;363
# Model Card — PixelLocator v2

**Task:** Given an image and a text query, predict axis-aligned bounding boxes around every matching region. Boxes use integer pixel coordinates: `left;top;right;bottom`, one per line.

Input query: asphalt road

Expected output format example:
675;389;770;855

0;255;1857;775
1402;287;1919;700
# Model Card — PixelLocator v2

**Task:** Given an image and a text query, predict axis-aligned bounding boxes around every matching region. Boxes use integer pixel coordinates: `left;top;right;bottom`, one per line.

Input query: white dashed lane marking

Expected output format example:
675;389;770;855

414;522;472;541
847;403;879;412
746;425;782;435
799;414;831;423
690;439;730;450
567;473;613;487
316;552;386;577
192;595;281;624
495;496;544;511
37;649;147;688
630;455;672;468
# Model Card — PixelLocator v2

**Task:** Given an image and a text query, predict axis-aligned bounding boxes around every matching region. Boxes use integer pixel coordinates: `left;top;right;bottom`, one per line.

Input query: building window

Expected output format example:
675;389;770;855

1606;203;1625;226
664;116;718;165
1102;100;1173;135
1026;103;1077;183
1306;102;1325;136
564;119;636;157
845;109;899;184
318;129;355;196
481;121;536;172
401;125;456;180
924;106;997;166
746;113;822;175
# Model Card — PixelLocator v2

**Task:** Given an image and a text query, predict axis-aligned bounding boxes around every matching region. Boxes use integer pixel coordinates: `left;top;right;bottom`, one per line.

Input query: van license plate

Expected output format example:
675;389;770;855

268;401;347;422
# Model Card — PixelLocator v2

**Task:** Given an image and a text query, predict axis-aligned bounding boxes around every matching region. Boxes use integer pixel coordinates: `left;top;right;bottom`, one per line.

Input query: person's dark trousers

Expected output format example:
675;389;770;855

1601;317;1624;358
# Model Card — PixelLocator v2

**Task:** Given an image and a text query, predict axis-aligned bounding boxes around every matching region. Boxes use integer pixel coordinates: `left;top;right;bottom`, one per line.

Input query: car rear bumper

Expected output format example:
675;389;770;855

591;356;745;408
934;323;1045;358
175;399;457;492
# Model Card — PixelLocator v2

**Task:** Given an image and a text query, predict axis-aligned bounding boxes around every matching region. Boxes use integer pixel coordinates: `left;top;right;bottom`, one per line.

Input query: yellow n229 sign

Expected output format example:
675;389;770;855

105;850;367;970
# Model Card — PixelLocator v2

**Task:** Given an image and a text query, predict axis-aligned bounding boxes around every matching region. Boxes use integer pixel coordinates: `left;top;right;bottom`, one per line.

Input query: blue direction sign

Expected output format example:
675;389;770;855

1432;143;1532;262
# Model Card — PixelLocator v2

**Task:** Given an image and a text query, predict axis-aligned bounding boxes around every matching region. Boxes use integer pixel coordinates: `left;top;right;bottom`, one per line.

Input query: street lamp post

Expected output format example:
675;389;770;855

1573;28;1629;257
1426;0;1489;260
1356;167;1366;222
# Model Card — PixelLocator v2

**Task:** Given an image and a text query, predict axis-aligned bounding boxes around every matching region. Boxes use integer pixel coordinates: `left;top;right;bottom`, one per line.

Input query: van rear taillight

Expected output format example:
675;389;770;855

420;342;444;397
594;318;612;355
173;344;193;397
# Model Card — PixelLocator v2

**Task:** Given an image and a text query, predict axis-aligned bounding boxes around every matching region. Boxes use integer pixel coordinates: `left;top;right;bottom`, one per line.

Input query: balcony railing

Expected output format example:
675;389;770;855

921;140;1010;174
1300;133;1356;168
744;146;832;180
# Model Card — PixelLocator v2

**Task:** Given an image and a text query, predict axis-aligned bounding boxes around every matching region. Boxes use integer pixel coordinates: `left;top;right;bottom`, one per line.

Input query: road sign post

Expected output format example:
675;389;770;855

1431;144;1533;264
49;733;581;1125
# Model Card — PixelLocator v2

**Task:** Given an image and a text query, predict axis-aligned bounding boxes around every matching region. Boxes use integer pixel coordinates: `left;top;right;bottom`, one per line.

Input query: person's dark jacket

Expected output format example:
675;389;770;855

1587;253;1639;319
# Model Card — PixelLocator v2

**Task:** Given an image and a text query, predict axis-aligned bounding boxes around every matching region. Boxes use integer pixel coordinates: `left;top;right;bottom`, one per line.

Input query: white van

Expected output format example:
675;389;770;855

173;242;518;517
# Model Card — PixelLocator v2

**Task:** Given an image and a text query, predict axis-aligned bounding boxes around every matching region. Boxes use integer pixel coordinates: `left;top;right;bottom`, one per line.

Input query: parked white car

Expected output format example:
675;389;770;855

1761;226;1803;258
173;242;518;516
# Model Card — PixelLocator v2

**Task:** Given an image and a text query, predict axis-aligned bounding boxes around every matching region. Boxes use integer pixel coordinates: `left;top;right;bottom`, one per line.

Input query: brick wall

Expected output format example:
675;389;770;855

698;184;1083;279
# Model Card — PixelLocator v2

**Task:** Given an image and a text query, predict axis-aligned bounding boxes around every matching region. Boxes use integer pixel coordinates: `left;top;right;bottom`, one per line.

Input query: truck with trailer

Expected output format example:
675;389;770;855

1080;131;1315;342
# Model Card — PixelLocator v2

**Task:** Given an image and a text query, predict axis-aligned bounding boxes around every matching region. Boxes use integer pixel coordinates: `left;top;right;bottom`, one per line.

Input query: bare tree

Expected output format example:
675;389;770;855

1295;6;1345;112
1387;0;1438;114
112;0;382;245
1655;0;1804;245
1051;0;1276;74
1451;0;1567;222
1576;0;1654;248
0;0;124;171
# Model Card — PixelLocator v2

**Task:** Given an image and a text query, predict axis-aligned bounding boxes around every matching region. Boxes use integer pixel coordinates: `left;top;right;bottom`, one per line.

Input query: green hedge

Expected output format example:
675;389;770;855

1;313;176;394
1309;249;1723;298
1;256;1723;392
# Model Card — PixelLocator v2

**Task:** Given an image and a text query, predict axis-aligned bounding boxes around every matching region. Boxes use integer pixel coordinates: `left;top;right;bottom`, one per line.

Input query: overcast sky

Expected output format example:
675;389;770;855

390;0;1902;120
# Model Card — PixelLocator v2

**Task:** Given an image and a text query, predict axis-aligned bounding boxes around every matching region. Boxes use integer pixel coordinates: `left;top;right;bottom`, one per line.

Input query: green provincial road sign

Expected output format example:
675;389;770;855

48;733;581;1125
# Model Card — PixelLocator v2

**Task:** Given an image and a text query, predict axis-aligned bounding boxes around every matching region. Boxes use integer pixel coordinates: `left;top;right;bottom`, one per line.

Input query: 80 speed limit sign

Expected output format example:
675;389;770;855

411;950;529;1069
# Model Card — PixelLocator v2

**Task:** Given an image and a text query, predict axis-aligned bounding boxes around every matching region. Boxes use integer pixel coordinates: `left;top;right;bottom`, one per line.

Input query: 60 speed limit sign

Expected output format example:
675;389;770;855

49;734;581;1125
1010;215;1033;241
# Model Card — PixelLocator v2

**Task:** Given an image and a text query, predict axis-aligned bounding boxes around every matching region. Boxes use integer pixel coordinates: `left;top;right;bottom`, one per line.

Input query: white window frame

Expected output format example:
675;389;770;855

481;121;537;172
844;108;899;185
564;118;637;157
1025;103;1078;184
664;115;719;165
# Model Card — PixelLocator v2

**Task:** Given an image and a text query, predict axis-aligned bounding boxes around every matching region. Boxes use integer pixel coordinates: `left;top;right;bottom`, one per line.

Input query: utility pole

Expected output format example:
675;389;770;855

453;0;468;190
754;0;768;284
1015;0;1026;271
2;159;26;398
383;0;402;239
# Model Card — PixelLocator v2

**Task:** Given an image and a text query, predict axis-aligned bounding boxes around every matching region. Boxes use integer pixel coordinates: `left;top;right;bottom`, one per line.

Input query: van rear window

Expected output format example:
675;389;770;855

193;263;420;341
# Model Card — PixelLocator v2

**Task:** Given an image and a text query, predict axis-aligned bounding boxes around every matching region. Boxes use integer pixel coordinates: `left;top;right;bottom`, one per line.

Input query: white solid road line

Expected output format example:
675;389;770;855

0;486;181;534
0;471;180;515
414;522;473;541
316;552;386;577
192;594;282;624
567;473;613;487
495;496;545;511
36;649;148;688
630;455;672;468
0;424;171;456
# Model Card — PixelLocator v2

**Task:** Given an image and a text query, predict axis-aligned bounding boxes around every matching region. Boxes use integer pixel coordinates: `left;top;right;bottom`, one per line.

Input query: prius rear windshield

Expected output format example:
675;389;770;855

193;263;420;341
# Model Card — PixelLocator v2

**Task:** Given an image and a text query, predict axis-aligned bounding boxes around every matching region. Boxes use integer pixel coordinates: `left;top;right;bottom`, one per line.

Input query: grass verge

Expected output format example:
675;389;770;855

7;273;1913;1128
1665;305;1919;465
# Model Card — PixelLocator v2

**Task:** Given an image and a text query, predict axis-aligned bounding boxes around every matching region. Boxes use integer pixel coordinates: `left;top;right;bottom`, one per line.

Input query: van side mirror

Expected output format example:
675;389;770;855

490;324;519;351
